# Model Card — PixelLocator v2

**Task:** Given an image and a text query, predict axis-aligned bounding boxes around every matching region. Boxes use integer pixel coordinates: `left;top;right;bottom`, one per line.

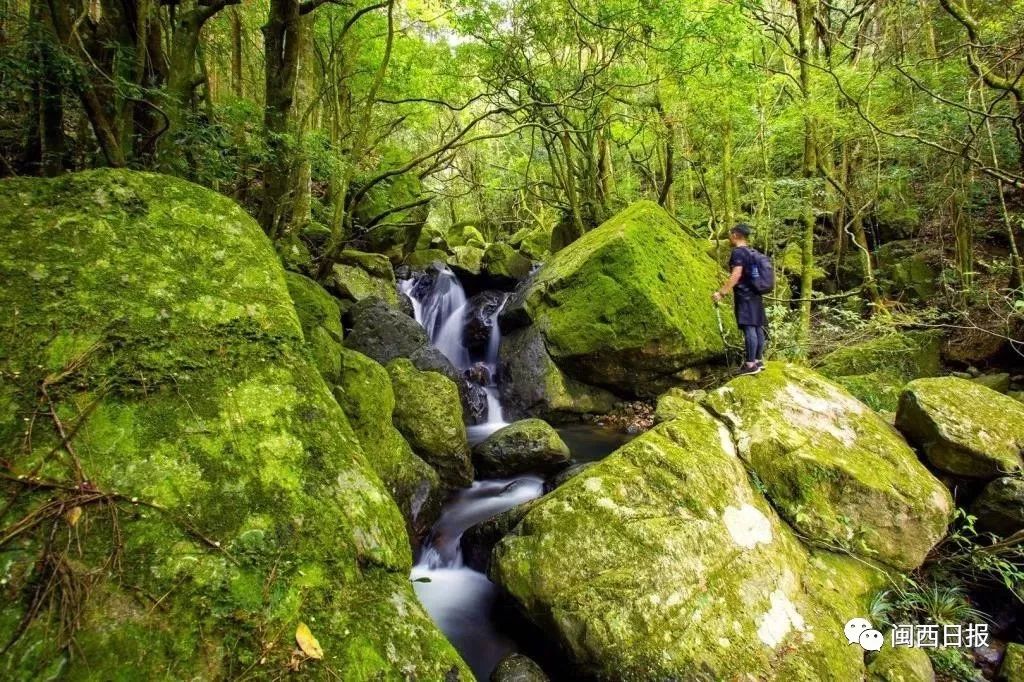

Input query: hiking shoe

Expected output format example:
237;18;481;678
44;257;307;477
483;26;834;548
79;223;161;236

756;360;765;369
737;363;763;376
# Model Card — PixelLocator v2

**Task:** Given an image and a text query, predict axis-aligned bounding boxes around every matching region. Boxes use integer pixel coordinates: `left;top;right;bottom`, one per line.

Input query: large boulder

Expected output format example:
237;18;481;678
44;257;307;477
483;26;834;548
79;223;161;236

970;477;1024;537
328;249;399;307
876;240;938;302
387;358;473;489
519;200;734;396
0;170;469;679
703;363;952;570
334;348;442;537
816;331;941;412
285;271;343;383
896;377;1024;478
867;644;935;682
491;410;887;680
344;296;429;364
497;326;618;421
482;242;532;282
461;499;540;572
472;419;570;477
447;245;485;277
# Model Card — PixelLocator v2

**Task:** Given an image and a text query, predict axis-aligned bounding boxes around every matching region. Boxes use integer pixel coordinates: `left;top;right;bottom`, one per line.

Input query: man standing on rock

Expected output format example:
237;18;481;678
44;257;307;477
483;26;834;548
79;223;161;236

712;224;767;375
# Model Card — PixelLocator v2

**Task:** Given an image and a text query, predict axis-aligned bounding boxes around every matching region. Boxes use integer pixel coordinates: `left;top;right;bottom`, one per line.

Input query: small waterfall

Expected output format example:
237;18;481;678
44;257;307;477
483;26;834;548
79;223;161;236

400;266;471;370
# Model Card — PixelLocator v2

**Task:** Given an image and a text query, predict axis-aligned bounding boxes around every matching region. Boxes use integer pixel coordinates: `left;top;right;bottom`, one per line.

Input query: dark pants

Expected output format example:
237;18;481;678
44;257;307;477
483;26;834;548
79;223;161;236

740;325;765;364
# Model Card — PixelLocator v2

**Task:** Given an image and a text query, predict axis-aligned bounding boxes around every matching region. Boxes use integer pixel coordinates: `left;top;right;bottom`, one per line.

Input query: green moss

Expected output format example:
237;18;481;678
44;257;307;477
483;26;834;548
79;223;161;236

653;387;701;423
867;643;935;682
524;200;735;396
896;376;1024;478
0;170;469;680
329;249;398;307
703;363;952;570
491;413;887;680
386;358;473;489
482;242;532;280
406;248;449;269
285;271;343;383
472;418;570;477
447;245;484;276
1001;642;1024;682
334;348;441;535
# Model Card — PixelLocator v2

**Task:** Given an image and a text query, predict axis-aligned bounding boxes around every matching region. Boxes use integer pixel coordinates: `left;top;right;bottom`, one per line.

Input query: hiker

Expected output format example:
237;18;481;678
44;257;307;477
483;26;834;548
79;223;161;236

712;223;769;375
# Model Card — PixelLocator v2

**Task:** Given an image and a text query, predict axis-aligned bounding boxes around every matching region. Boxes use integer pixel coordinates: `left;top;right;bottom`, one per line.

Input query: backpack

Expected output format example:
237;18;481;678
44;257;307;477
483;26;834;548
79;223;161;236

743;247;775;294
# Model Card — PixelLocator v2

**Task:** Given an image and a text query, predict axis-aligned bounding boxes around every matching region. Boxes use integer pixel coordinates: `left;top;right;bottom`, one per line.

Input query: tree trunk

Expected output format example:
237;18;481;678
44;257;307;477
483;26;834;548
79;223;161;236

794;0;818;354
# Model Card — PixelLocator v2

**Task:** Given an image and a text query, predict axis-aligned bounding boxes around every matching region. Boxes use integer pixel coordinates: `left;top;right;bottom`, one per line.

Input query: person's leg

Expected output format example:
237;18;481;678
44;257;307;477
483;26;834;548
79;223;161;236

755;326;766;362
741;325;758;364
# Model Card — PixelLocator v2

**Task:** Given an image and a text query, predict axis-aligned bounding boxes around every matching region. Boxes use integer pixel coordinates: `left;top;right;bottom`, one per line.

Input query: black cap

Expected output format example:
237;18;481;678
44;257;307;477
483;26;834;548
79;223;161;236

730;223;752;237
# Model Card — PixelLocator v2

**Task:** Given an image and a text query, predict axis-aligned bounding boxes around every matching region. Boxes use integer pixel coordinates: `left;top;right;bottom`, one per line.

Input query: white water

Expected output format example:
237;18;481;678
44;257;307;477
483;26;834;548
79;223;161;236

401;267;539;680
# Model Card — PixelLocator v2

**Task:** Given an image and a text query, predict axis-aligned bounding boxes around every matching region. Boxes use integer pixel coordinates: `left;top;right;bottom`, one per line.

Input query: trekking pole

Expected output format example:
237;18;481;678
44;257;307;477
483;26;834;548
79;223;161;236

714;302;732;366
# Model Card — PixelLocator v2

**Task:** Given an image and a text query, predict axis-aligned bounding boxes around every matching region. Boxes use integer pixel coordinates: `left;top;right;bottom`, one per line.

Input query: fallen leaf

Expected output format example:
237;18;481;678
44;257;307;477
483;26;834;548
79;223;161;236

295;622;323;660
66;506;83;527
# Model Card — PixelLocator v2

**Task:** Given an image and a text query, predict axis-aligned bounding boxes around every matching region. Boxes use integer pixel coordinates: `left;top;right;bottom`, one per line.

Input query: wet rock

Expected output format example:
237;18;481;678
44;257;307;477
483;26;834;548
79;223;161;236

498;326;618;421
704;363;952;570
344;296;429;365
461;500;540;573
472;419;571;478
489;653;550;682
388;358;474;489
397;289;415;317
971;477;1024;537
543;461;597;493
406;248;449;270
465;362;492;387
518;200;734;396
497;276;535;333
896;377;1024;479
464;291;508;356
491;414;889;680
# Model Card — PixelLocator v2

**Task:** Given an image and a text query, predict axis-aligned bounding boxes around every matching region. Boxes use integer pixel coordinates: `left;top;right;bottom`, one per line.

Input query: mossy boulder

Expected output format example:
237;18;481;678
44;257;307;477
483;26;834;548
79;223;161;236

896;377;1024;478
285;271;343;383
482;242;532;281
654;387;700;423
344;296;430;365
521;200;734;396
328;249;398;307
867;644;935;682
447;224;485;248
334;348;442;536
703;363;952;570
817;332;941;412
876;241;939;301
508;225;551;261
1001;642;1024;682
387;358;473;489
406;248;448;270
490;413;888;680
472;418;570;477
973;372;1011;393
970;477;1024;537
0;170;469;679
461;499;540;572
497;326;618;421
447;245;485;276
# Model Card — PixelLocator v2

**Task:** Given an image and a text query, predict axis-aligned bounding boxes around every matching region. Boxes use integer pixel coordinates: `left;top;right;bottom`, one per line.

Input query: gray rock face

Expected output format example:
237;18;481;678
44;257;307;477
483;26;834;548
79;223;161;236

461;500;539;572
472;419;571;478
345;296;429;364
971;477;1024;537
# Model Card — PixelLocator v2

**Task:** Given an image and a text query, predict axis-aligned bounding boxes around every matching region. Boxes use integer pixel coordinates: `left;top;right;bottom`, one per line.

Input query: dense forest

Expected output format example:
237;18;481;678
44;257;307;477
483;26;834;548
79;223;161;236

1;0;1024;681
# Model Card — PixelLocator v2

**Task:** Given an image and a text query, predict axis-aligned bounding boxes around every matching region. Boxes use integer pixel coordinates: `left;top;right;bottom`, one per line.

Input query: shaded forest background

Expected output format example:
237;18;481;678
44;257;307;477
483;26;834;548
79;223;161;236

1;0;1022;359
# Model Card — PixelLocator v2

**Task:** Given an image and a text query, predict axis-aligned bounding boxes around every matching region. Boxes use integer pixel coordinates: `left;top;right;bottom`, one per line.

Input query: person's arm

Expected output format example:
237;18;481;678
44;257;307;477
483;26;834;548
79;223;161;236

712;266;743;303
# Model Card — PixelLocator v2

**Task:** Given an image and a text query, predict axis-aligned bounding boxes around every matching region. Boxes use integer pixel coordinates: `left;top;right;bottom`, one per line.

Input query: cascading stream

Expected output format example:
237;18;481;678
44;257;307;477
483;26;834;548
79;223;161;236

400;266;540;680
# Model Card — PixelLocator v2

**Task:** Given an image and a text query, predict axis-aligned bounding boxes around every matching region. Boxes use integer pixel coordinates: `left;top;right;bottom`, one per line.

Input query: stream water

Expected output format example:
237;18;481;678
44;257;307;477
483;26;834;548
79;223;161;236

400;267;628;680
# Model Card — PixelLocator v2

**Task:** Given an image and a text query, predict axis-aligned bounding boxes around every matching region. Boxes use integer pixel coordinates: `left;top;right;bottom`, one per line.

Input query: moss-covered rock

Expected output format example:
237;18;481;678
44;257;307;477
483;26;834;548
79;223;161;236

461;499;540;573
344;296;430;365
896;377;1024;478
970;476;1024;537
285;271;343;383
1001;642;1024;682
406;248;448;270
334;348;442;536
328;249;398;307
653;386;701;423
816;332;941;412
867;644;935;682
876;241;938;302
387;358;473;489
0;170;470;680
497;326;618;421
490;653;550;682
508;225;551;261
447;245;485;276
482;242;532;281
472;419;570;477
522;200;735;396
973;372;1011;393
703;363;952;569
490;413;888;680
